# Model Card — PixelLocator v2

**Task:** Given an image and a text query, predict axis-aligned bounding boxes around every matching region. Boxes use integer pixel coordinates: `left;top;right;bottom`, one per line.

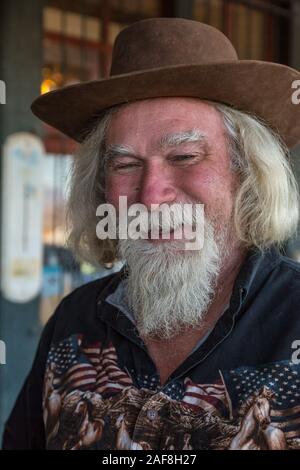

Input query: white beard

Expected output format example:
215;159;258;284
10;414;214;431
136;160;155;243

118;219;229;340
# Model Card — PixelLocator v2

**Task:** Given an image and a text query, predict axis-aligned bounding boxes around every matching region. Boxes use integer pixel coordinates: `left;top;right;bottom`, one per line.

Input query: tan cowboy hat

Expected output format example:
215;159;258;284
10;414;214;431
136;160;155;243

31;17;300;148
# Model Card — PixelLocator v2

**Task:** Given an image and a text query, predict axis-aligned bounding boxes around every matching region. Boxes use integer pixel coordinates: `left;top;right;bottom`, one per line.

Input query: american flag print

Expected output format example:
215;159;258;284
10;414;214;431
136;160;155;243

182;377;228;416
46;334;133;396
43;336;300;450
221;360;300;443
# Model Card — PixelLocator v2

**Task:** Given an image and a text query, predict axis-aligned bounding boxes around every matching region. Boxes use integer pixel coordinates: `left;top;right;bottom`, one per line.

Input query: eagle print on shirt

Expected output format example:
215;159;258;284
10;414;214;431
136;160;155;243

42;334;300;450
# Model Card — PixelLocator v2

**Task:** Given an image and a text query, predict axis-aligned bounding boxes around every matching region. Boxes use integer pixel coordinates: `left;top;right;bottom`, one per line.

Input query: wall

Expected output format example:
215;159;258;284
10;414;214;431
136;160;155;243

0;0;45;442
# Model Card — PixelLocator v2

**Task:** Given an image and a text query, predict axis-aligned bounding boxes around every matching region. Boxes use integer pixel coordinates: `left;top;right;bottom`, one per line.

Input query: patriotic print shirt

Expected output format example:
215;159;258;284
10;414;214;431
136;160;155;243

3;248;300;450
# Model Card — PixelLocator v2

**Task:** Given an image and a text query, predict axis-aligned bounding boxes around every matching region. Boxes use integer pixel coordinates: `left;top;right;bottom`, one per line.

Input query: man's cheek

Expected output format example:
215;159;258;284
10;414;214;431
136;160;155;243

105;173;121;200
104;183;118;205
105;182;134;207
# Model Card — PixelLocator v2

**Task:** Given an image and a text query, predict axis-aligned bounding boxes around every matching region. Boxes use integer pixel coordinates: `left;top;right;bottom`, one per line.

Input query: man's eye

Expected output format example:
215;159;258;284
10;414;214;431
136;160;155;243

111;162;141;172
170;155;198;164
117;163;139;168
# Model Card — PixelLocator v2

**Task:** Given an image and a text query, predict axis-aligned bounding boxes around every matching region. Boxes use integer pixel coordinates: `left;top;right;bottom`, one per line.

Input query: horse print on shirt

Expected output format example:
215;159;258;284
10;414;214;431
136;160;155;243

42;334;300;450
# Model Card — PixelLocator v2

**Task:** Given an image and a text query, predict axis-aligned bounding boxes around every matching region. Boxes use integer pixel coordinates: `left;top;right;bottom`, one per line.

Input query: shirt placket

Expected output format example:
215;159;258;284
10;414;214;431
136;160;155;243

130;392;167;449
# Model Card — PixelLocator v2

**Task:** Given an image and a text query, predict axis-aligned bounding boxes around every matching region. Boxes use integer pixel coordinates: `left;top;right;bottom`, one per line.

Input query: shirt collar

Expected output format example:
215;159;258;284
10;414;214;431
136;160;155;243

105;279;135;324
231;246;281;304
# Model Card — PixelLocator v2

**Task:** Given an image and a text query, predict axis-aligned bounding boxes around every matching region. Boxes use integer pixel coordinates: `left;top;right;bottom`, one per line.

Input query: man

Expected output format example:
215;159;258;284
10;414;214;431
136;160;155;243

3;18;300;450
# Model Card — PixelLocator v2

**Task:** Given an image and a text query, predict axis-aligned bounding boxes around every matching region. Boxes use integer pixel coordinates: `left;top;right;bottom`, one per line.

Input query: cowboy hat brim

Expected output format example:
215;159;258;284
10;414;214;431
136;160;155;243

31;60;300;149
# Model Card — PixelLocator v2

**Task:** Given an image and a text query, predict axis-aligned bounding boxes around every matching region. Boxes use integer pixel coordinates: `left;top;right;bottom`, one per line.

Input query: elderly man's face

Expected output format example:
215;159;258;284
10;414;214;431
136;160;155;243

105;97;237;233
104;97;240;339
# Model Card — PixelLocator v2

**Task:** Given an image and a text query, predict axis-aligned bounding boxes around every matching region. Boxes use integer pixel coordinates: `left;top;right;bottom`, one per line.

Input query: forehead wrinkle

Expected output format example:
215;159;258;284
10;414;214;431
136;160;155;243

159;129;207;150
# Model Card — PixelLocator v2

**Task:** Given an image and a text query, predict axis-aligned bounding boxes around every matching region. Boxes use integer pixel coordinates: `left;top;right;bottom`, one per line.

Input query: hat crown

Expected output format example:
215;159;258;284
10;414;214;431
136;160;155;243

110;18;238;76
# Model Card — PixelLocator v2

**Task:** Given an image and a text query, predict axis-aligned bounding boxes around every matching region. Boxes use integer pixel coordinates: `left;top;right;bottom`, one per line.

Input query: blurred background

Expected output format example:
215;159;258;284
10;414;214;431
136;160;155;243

1;0;300;441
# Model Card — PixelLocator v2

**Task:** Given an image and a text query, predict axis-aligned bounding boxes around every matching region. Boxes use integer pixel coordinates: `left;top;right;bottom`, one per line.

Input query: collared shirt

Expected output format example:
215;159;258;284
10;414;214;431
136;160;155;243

3;247;300;450
105;280;229;357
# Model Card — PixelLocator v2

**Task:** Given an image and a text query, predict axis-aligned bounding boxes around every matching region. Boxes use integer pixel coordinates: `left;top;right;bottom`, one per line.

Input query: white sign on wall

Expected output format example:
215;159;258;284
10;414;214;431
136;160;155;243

1;132;44;302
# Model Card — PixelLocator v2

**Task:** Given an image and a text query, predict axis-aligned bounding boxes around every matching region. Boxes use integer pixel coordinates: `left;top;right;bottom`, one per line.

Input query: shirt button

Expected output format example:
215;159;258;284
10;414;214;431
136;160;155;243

147;409;158;421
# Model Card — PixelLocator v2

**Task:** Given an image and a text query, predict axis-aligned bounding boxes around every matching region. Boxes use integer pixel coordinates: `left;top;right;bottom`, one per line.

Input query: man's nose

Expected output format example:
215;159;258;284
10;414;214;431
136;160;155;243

137;164;177;208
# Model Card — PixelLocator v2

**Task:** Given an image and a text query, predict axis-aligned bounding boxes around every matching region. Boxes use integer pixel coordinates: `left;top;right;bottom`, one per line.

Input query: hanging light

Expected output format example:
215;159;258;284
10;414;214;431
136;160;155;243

41;78;57;94
40;67;64;94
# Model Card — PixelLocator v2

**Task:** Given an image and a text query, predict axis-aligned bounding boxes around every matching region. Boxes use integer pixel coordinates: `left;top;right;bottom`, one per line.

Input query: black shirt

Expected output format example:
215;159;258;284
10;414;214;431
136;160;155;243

2;247;300;450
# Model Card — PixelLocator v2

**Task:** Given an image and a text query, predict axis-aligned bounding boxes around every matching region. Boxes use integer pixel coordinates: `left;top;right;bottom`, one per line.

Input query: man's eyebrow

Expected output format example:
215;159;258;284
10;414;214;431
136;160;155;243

103;144;137;162
159;129;207;149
